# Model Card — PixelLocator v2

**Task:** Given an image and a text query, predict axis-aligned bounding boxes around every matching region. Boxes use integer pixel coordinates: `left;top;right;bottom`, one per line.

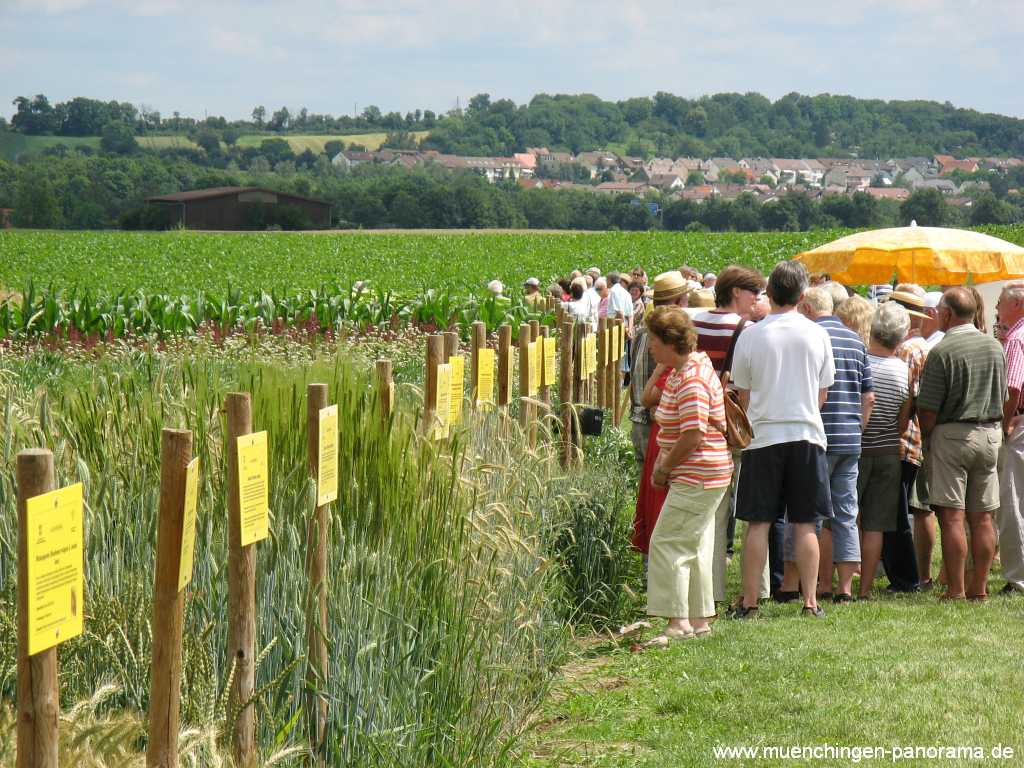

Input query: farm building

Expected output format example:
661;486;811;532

145;187;332;230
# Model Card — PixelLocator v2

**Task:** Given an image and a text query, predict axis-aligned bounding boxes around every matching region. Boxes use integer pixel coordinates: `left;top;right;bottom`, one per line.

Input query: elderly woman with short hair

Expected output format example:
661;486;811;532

858;302;913;598
644;306;733;645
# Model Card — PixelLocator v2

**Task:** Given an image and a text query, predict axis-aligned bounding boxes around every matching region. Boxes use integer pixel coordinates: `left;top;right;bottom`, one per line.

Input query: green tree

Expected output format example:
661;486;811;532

13;174;60;227
99;121;138;154
259;138;293;163
251;105;266;127
195;129;222;155
970;192;1013;225
900;188;948;226
686;170;705;186
324;140;345;158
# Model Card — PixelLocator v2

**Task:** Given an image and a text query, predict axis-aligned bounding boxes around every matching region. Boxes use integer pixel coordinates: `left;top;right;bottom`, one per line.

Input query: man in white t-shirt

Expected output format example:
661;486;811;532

606;271;635;334
729;260;836;619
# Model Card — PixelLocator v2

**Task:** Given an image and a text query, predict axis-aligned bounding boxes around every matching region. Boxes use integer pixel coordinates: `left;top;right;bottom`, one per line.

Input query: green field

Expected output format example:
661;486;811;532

0;229;846;295
0;131;430;160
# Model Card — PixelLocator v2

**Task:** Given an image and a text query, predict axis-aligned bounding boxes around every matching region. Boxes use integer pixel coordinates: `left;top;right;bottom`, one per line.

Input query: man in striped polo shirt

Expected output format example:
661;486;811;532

784;287;874;603
918;287;1006;600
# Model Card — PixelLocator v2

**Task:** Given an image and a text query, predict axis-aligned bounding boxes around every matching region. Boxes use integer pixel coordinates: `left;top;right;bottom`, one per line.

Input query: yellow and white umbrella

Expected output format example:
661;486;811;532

794;223;1024;285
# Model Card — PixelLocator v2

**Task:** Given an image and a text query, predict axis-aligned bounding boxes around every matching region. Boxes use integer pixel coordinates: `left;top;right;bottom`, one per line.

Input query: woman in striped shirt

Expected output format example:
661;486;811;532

859;302;913;599
644;307;733;645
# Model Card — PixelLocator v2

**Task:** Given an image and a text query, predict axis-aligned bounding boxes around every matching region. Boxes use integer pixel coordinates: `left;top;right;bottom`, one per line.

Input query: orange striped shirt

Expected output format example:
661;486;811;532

655;352;733;488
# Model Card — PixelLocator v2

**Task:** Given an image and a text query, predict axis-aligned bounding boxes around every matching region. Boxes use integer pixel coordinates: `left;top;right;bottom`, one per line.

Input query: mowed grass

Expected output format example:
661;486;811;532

528;552;1024;767
233;131;429;153
0;131;430;160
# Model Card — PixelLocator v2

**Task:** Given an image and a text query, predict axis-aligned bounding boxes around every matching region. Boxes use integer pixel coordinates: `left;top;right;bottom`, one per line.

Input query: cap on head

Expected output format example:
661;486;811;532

523;277;540;287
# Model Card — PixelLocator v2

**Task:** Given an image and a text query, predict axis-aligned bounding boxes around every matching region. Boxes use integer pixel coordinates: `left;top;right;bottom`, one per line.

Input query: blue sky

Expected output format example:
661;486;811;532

4;0;1024;122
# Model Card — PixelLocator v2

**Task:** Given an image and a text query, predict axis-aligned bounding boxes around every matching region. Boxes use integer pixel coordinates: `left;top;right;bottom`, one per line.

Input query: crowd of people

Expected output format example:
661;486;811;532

509;259;1024;647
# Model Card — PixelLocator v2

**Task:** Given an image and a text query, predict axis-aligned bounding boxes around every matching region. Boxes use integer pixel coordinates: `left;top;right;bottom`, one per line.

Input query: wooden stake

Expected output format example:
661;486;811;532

612;316;624;427
519;323;533;444
376;359;394;423
16;449;57;768
305;384;329;758
596;317;607;410
470;321;486;408
147;429;193;768
225;392;256;768
559;321;578;468
423;334;442;434
497;324;512;408
539;325;551;407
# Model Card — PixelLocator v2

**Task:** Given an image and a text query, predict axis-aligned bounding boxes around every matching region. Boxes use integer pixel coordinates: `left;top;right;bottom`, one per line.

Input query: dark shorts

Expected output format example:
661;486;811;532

736;440;833;524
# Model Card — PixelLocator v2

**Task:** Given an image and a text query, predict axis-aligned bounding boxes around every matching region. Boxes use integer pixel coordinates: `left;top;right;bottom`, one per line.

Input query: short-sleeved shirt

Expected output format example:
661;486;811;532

607;283;634;319
896;334;928;465
693;310;743;374
862;354;909;455
655;351;733;488
731;311;836;450
918;324;1006;424
817;316;873;454
1003;316;1024;412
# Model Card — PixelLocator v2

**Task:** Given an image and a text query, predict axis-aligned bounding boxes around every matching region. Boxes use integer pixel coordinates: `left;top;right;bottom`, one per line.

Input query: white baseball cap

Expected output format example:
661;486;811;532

524;277;540;287
923;291;943;309
487;279;504;294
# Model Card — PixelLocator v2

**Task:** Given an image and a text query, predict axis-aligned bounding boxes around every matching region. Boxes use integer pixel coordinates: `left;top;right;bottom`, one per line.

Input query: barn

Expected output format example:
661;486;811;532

145;187;332;230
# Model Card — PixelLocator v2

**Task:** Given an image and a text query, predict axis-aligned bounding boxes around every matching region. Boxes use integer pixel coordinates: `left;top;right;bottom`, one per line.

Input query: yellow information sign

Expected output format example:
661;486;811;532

477;348;495;407
603;329;611;366
544;337;557;387
435;363;452;439
177;458;200;592
614;325;623;361
448;355;464;425
587;334;598;376
26;482;84;655
526;341;539;396
317;405;339;506
237;432;270;546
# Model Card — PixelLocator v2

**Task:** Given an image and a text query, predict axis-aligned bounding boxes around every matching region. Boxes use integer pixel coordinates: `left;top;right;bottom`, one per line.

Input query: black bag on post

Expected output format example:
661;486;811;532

580;407;604;436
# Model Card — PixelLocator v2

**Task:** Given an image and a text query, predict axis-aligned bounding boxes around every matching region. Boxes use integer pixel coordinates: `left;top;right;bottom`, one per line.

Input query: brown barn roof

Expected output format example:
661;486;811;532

146;186;330;206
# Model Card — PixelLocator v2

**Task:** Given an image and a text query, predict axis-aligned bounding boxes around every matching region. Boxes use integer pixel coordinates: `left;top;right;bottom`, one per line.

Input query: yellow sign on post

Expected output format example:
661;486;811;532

527;341;539;396
26;482;84;656
177;458;200;592
435;363;452;439
587;334;598;376
237;431;270;546
544;337;556;387
317;405;339;506
477;348;495;407
448;355;464;425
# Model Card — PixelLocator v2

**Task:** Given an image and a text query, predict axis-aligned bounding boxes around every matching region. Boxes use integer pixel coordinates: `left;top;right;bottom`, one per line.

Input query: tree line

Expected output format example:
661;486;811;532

4;145;1022;232
8;90;1024;159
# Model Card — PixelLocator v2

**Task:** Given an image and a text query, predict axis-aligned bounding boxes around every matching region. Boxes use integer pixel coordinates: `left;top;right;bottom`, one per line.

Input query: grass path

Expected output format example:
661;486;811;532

529;559;1024;767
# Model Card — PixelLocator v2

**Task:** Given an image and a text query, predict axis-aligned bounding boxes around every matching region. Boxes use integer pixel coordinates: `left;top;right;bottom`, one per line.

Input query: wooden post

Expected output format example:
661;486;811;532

572;322;583;405
539;325;551;407
519;323;533;443
376;359;394;422
613;316;625;427
305;384;329;757
443;331;459;362
605;316;616;421
147;429;193;768
470;321;486;408
225;392;256;768
596;317;607;410
497;324;512;408
559;321;577;468
423;334;442;434
16;449;58;768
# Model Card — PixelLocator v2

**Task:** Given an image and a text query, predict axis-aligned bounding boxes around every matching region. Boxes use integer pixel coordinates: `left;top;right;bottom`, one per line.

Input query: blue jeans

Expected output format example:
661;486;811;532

784;452;859;562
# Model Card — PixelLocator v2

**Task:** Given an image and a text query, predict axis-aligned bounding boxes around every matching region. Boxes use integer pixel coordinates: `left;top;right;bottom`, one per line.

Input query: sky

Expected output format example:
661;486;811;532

4;0;1024;122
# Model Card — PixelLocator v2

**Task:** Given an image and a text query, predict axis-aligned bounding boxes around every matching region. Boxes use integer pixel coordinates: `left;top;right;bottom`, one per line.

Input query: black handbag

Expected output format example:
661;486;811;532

580;406;604;436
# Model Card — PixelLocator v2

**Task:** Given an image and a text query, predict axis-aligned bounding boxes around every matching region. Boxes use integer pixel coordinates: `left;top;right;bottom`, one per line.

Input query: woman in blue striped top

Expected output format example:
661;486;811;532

858;302;914;599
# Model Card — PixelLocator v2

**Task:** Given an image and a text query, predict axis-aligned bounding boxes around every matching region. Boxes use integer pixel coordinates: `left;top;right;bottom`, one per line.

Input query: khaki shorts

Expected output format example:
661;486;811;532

925;422;1001;512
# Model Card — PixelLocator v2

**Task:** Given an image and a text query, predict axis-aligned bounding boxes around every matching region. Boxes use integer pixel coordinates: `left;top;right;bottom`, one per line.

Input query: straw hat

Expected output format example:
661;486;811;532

885;290;929;320
687;288;715;308
652;271;687;302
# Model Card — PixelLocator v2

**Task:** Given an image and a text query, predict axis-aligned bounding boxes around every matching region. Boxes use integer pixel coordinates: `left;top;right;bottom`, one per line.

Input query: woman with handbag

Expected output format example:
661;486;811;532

644;306;733;645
